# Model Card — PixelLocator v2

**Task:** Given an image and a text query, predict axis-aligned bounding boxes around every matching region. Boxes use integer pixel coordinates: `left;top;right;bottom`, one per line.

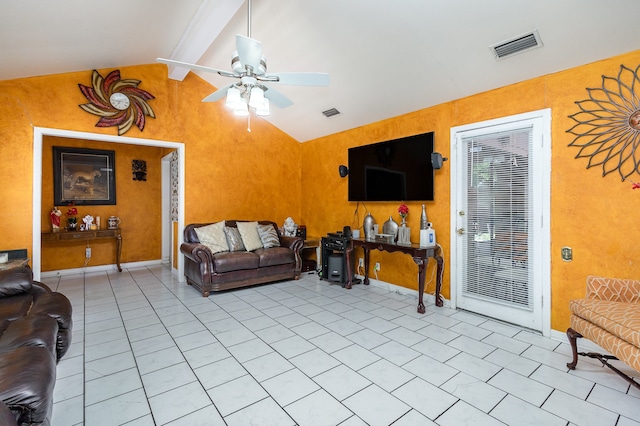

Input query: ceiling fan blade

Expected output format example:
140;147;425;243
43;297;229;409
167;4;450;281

263;86;294;108
236;34;263;71
157;58;238;78
263;72;330;86
202;83;236;102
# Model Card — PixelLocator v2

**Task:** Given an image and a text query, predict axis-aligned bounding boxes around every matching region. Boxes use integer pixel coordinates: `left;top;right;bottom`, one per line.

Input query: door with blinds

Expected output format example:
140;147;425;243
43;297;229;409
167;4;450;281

451;111;550;332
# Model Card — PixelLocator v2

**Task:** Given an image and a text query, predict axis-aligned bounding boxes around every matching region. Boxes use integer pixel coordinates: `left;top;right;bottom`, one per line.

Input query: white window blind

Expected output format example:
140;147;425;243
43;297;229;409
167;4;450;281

462;126;534;310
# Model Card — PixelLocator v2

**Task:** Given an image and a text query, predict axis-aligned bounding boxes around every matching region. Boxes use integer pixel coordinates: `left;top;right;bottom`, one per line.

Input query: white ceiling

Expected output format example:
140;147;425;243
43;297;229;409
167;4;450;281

2;0;640;142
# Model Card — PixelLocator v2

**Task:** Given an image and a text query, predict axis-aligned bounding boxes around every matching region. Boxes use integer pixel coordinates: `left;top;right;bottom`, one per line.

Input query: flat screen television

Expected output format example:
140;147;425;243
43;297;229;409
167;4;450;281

348;132;434;201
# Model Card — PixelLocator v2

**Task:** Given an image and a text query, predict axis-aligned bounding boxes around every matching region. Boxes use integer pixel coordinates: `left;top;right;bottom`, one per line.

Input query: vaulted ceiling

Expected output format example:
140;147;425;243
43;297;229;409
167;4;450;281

2;0;640;142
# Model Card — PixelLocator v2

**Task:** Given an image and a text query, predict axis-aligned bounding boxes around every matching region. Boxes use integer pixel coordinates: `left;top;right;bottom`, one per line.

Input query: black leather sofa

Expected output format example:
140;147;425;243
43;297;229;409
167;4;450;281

0;265;73;426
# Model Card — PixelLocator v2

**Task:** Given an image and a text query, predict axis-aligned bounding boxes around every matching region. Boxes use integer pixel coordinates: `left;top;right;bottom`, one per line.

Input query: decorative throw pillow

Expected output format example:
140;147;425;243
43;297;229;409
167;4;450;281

237;221;263;252
224;226;246;252
194;221;228;254
258;224;281;249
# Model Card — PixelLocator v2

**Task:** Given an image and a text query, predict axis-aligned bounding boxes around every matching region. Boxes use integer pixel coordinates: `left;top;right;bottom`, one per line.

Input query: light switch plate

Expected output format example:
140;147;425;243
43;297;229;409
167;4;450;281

561;246;572;262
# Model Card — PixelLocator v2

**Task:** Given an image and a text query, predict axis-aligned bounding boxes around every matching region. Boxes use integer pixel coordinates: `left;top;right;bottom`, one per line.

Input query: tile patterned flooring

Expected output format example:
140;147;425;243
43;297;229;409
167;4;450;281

43;266;640;425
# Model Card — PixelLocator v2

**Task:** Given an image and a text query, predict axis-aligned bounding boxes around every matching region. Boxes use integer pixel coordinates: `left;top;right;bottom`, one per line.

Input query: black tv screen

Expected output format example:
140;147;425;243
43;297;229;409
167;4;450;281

348;132;434;201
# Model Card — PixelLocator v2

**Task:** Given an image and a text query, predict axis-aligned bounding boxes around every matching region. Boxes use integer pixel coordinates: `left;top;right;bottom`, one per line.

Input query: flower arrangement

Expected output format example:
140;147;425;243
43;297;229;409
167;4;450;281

66;202;78;230
398;203;409;221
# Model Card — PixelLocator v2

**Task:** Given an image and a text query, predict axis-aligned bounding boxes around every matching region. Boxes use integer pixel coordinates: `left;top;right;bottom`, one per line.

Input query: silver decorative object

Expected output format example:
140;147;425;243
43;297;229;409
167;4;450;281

383;216;399;240
420;204;428;230
363;212;376;240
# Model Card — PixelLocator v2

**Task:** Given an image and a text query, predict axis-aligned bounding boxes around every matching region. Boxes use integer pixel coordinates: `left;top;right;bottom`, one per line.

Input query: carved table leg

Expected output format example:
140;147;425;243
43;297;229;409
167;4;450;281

435;254;444;307
116;233;123;272
566;327;582;369
362;248;370;285
414;257;426;314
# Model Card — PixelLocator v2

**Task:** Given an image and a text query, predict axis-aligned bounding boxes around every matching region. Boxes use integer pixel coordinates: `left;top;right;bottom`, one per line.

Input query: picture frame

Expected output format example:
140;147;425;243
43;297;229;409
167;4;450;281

53;146;116;205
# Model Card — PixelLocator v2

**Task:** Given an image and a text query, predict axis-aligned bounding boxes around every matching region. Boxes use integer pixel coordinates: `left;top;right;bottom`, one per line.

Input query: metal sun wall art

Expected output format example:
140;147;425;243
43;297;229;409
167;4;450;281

78;69;156;135
567;64;640;181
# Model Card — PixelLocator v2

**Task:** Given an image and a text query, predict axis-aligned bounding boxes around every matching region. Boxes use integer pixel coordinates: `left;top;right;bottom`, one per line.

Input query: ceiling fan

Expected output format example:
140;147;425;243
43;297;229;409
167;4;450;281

157;0;329;117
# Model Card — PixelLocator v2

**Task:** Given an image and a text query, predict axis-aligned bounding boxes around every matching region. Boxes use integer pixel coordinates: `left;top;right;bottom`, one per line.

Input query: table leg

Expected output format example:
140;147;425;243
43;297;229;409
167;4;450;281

435;254;444;307
116;234;123;272
345;244;353;289
362;248;370;285
414;257;427;314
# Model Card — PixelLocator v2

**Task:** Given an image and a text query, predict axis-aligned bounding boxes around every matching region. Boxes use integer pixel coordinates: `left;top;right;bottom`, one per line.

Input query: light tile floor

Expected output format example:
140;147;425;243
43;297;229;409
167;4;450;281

43;266;640;425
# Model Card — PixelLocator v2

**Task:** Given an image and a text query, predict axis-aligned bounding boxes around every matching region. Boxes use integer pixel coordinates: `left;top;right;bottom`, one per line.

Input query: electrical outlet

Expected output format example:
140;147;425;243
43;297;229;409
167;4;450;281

374;262;380;271
358;258;364;267
85;247;91;258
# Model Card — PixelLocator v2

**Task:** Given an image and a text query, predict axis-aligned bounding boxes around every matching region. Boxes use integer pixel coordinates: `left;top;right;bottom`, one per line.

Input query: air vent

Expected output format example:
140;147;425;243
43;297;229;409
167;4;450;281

322;108;341;118
490;30;542;60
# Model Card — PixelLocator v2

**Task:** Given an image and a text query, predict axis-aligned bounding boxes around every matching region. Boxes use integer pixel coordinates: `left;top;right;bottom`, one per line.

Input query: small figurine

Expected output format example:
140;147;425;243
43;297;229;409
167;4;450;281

50;206;62;232
283;217;297;237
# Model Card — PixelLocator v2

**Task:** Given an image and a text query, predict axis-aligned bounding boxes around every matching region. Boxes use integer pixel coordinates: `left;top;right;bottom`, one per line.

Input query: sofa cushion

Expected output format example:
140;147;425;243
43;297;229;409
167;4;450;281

0;296;33;322
0;315;58;357
194;221;229;255
0;346;56;425
237;221;263;252
254;247;295;268
0;267;32;297
224;227;246;252
258;224;281;249
569;298;640;348
213;251;259;273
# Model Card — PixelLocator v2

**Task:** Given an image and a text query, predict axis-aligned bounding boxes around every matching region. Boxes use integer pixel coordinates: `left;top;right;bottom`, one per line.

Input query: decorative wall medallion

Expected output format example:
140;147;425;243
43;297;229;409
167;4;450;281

79;69;156;135
132;160;147;181
567;64;640;180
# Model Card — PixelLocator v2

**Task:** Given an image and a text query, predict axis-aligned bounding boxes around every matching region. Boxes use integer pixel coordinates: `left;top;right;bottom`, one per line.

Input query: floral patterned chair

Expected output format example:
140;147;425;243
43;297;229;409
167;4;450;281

567;275;640;389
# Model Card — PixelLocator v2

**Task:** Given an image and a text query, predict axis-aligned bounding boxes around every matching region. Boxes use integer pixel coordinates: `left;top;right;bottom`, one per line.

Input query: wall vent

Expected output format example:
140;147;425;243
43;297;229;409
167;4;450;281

322;108;341;118
490;30;542;60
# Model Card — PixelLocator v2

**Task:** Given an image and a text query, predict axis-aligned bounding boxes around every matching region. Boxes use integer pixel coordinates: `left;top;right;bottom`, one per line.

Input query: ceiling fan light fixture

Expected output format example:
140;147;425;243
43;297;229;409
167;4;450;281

233;101;249;116
225;86;243;108
249;86;265;109
255;98;270;116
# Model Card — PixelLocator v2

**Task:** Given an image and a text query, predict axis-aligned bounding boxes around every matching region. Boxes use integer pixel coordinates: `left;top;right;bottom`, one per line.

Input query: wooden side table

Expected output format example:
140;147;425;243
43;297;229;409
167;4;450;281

42;228;122;272
346;238;444;314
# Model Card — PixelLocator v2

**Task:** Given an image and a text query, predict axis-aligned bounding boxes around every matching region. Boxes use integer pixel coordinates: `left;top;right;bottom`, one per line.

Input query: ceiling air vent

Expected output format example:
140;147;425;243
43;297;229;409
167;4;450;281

322;108;341;118
490;30;543;60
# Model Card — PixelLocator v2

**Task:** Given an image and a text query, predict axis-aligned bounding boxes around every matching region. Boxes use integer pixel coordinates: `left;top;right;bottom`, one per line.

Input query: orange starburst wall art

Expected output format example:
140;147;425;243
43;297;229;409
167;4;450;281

79;69;155;135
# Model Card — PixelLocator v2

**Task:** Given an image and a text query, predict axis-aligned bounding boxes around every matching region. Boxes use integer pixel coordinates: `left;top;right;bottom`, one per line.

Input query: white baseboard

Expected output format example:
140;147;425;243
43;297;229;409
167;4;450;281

353;274;452;308
40;259;163;278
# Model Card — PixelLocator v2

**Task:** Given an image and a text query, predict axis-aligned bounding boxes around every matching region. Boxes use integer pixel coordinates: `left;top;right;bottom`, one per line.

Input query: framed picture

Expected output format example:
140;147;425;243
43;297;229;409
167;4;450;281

53;146;116;205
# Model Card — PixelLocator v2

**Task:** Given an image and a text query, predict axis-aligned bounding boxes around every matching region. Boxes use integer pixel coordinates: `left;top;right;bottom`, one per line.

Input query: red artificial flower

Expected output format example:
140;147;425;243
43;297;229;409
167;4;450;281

632;182;640;190
398;203;409;217
66;202;78;216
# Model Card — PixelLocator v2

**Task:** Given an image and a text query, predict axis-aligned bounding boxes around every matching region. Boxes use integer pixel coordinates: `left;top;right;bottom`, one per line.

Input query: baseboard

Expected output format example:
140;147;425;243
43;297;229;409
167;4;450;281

353;274;451;308
40;259;164;278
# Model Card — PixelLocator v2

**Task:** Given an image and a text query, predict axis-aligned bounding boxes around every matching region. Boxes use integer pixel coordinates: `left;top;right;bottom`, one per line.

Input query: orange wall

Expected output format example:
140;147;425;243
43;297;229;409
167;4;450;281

301;49;640;332
3;50;640;332
0;64;301;270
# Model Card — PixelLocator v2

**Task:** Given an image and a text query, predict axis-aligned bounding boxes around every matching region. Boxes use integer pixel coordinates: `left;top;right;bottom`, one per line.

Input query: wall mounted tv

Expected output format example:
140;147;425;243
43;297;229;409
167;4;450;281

348;132;434;202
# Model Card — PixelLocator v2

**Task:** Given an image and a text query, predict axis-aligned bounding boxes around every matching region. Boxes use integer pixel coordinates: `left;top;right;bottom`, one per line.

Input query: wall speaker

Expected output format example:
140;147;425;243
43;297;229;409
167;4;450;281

431;152;447;169
339;165;349;178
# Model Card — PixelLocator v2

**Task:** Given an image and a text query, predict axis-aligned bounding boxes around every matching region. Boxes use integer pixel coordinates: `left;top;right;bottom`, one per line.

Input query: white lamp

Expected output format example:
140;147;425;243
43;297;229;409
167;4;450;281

255;98;270;116
225;86;242;109
249;87;265;109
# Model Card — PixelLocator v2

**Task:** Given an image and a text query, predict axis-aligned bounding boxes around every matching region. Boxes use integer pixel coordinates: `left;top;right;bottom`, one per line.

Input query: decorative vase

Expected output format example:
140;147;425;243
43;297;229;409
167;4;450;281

363;213;376;240
400;217;407;227
420;204;428;230
383;216;399;241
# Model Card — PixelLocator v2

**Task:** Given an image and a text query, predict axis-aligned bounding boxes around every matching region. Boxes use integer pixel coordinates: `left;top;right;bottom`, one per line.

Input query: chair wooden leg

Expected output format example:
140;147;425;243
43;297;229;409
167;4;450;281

566;327;582;370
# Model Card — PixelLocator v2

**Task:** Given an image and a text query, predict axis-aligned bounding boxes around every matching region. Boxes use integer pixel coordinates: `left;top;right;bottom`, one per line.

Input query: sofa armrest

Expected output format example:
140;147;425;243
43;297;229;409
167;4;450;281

585;275;640;303
180;242;215;264
280;236;304;253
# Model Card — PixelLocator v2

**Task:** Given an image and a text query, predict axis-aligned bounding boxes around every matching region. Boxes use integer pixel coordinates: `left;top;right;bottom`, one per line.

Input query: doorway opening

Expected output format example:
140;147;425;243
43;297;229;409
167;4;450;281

32;127;185;281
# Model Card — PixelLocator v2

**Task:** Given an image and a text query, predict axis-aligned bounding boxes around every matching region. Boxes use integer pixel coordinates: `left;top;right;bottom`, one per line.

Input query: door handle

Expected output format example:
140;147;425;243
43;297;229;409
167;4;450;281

456;228;465;235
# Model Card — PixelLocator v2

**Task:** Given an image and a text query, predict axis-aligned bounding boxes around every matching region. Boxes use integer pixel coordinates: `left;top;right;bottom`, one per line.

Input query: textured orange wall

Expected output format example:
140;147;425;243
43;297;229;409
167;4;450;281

301;49;640;332
0;64;300;269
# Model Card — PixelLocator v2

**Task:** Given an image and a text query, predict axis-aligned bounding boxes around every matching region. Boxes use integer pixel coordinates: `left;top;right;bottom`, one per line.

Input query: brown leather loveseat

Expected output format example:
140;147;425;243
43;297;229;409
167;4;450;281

181;220;304;297
0;266;73;426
